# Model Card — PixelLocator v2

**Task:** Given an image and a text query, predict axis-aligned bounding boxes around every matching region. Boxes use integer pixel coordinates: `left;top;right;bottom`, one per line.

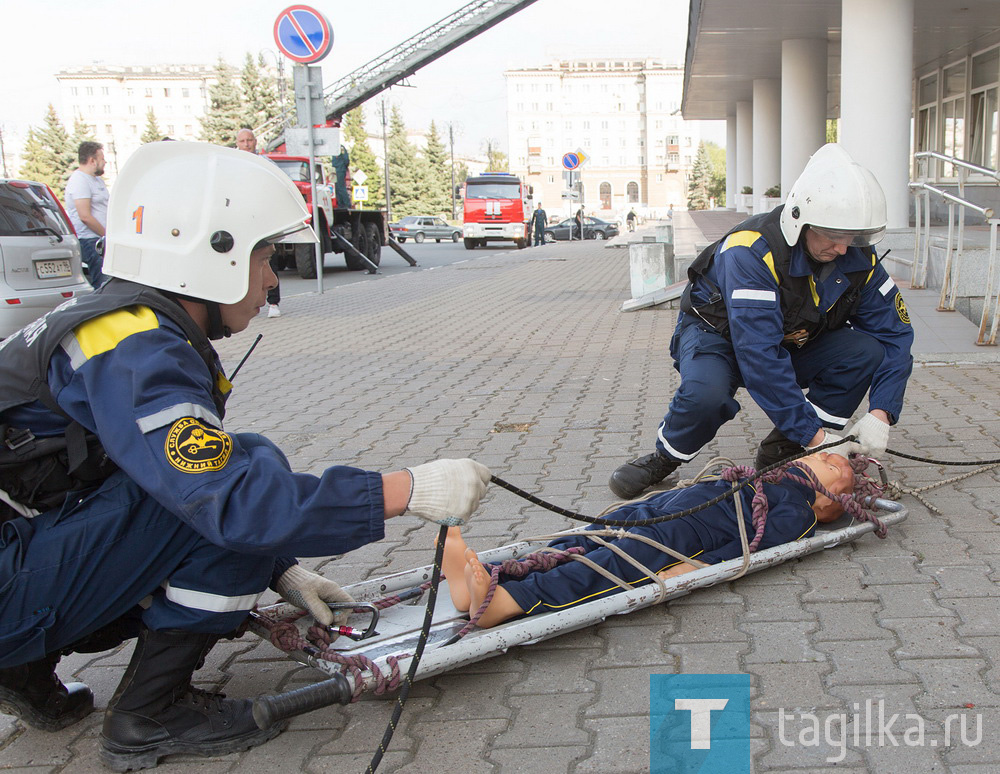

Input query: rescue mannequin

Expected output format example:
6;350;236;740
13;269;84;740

445;452;855;628
609;145;913;500
0;143;491;770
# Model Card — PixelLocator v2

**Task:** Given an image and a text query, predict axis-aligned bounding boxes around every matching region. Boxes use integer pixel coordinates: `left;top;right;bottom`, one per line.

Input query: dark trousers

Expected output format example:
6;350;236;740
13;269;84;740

533;223;546;245
655;321;885;459
79;237;103;287
0;433;283;669
267;255;281;305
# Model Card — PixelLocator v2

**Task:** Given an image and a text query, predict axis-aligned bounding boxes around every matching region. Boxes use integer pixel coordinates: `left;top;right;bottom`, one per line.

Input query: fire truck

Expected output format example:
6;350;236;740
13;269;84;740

263;151;384;279
460;172;532;250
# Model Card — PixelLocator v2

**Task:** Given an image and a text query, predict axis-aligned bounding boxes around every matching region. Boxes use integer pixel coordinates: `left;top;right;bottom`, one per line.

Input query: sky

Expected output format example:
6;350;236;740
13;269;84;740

1;0;712;158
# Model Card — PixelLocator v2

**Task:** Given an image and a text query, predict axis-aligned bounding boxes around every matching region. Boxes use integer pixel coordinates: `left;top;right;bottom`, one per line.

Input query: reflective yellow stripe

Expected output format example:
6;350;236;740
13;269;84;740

761;251;779;284
217;372;233;396
722;230;763;251
74;306;159;360
808;276;821;308
864;248;876;284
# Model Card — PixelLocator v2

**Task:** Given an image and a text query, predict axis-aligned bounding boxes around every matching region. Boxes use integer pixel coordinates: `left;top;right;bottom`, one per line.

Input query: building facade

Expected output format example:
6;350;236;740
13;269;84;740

505;59;701;220
56;65;216;181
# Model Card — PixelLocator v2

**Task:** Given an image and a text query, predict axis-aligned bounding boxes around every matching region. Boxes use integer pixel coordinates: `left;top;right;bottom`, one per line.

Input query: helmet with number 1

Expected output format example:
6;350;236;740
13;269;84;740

779;143;887;248
103;142;316;305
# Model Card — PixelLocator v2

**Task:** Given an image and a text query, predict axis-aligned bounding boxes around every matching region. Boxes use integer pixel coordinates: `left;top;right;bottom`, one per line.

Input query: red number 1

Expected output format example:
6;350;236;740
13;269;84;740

132;205;144;234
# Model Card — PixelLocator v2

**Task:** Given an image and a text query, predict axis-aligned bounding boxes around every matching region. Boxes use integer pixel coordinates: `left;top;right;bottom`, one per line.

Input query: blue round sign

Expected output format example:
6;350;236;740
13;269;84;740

562;153;580;171
273;5;334;64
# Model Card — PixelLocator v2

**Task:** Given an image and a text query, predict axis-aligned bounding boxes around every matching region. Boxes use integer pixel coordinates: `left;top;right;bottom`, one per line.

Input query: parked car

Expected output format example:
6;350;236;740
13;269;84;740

0;179;93;338
390;216;462;243
544;216;620;242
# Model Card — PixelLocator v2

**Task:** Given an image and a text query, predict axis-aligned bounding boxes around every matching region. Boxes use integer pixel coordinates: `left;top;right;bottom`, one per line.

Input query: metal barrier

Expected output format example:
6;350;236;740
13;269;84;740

910;152;1000;344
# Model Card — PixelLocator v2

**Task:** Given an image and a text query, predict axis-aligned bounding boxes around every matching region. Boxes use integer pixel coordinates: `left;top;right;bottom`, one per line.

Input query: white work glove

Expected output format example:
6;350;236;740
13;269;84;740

276;565;355;626
807;430;862;456
846;413;890;456
405;458;491;526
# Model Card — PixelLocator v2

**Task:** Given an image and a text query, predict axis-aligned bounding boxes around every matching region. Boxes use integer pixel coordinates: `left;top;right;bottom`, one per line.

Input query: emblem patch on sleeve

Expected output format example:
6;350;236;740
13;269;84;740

165;418;232;473
895;293;911;325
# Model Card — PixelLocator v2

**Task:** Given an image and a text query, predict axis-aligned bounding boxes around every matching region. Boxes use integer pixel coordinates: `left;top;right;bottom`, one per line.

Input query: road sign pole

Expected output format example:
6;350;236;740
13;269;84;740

297;65;323;295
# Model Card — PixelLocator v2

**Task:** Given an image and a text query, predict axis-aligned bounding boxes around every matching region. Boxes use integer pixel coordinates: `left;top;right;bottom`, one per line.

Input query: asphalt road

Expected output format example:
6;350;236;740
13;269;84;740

274;239;534;297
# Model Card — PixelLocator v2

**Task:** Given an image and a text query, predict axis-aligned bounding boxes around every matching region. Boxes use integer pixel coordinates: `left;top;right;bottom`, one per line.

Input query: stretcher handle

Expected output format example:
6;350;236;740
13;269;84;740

252;672;352;728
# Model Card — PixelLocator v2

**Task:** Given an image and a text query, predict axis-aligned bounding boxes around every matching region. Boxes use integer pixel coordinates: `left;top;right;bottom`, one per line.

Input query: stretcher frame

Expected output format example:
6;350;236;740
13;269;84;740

250;500;906;695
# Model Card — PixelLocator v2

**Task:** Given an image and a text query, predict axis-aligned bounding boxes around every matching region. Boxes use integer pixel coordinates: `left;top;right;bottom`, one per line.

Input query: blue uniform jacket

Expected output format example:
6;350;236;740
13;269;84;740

687;231;913;444
3;306;385;559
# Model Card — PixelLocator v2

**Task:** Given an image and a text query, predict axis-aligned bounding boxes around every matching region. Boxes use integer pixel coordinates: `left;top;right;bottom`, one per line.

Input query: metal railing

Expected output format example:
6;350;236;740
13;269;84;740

910;152;1000;344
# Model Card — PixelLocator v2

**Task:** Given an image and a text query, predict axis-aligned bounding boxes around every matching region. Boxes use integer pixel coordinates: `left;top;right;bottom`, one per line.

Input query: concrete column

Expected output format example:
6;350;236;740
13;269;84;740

841;0;914;228
726;112;738;209
752;79;781;213
781;38;828;196
736;101;752;212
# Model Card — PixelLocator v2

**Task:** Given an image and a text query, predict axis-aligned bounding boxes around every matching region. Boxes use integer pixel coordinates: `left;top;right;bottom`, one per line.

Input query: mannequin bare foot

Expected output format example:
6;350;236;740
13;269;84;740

438;527;472;612
464;548;524;628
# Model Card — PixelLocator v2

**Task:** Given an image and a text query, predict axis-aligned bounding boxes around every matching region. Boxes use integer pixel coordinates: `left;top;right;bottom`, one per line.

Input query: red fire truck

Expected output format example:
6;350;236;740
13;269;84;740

460;172;532;250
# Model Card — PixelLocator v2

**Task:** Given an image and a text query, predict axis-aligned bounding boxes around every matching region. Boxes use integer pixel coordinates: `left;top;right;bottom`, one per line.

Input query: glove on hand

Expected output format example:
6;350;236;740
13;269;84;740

808;430;863;456
405;458;491;526
276;565;355;626
846;413;890;456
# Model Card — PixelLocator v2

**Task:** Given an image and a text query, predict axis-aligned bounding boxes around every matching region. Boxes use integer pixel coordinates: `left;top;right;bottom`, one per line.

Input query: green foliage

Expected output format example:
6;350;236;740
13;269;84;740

18;105;75;198
826;120;838;144
483;139;508;172
141;108;162;144
687;142;712;210
387;105;431;217
704;141;727;208
199;59;243;146
764;184;781;198
241;53;281;135
423;121;452;217
741;185;753;195
342;107;383;208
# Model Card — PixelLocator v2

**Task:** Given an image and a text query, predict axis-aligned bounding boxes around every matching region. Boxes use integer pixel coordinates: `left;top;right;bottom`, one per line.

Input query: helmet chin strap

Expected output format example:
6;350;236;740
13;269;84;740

204;301;232;340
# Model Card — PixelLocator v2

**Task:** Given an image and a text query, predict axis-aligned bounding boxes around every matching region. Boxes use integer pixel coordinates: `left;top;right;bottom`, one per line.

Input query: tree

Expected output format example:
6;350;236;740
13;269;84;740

423;121;452;217
704;141;727;208
686;141;713;211
826;119;838;144
241;53;280;136
199;59;243;146
18;105;75;197
387;105;429;217
342;106;383;208
482;139;508;171
141;108;162;144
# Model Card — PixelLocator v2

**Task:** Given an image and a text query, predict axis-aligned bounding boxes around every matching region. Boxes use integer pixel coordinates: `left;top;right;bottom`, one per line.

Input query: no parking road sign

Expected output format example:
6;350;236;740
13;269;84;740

273;5;334;63
562;152;581;171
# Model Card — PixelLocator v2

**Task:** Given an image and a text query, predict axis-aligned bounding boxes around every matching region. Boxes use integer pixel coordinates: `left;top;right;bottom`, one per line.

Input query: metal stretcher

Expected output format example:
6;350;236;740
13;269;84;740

250;500;907;697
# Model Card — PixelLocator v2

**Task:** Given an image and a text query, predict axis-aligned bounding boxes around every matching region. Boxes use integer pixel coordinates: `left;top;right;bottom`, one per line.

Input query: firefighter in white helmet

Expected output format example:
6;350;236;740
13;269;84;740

610;144;913;500
0;142;490;769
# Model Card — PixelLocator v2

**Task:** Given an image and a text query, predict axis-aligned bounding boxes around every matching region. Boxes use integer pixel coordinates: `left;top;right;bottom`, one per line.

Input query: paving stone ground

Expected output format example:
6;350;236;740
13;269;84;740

3;231;1000;773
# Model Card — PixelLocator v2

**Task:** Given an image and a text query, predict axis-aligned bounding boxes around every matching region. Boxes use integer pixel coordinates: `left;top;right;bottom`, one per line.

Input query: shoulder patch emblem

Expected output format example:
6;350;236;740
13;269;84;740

165;418;232;473
895;293;910;325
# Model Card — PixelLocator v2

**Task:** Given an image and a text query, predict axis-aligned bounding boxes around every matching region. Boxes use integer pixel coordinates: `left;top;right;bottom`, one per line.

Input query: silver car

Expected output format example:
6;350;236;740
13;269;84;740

390;216;462;243
0;179;93;338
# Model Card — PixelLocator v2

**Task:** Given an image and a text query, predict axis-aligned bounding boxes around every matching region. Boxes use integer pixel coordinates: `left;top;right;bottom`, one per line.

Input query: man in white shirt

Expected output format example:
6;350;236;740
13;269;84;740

65;142;109;286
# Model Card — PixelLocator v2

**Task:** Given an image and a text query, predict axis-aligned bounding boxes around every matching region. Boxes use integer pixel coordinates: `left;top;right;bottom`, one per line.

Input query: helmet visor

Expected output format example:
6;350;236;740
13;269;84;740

267;221;318;245
810;225;886;247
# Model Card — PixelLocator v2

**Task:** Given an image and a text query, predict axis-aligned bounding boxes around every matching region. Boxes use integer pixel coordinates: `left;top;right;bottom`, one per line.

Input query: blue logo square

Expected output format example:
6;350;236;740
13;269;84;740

650;674;755;774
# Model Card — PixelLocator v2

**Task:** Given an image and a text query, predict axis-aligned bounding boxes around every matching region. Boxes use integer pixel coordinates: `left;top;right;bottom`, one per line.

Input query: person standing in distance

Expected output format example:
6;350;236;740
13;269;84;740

608;144;914;500
531;202;548;246
236;127;282;318
65;141;109;286
0;142;491;769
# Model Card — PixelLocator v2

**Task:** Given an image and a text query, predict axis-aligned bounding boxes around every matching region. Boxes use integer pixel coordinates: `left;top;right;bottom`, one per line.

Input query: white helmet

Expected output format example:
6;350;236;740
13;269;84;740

103;142;316;304
779;143;887;248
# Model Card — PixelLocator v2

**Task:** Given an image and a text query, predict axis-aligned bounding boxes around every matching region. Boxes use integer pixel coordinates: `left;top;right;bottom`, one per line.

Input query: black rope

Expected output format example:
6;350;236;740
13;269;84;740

490;437;853;528
366;524;447;774
886;448;1000;465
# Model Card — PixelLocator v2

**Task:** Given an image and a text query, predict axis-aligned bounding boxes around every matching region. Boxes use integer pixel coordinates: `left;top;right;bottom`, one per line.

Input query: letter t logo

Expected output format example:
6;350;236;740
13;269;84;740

675;699;729;749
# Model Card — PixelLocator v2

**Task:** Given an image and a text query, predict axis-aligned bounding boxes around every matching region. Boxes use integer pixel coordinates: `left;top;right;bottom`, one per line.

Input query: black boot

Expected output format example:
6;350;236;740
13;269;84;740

609;452;681;500
754;427;805;470
0;652;94;731
99;628;285;772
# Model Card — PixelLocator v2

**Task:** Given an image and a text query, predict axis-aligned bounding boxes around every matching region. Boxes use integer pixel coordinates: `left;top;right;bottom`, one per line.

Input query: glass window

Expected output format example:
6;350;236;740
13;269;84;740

0;181;73;237
599;182;612;209
972;47;999;90
943;97;966;163
944;62;967;98
465;182;522;199
627;181;639;203
970;88;999;170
